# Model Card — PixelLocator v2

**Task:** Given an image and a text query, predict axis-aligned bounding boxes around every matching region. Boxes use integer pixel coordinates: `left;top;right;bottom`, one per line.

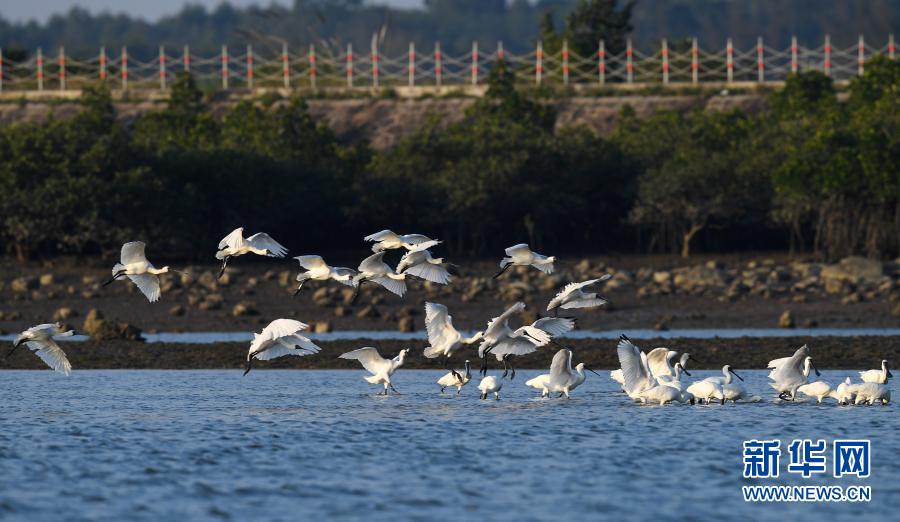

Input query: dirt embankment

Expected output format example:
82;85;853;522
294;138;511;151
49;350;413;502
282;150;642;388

0;94;767;149
0;337;896;371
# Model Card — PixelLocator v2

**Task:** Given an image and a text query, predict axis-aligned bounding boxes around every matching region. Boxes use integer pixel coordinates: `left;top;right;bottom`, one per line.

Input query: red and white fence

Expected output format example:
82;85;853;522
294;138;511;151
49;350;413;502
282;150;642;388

0;35;895;93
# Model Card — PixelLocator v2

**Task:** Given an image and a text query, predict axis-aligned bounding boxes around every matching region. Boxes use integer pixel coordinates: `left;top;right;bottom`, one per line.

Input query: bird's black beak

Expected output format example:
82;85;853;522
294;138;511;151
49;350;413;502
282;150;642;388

730;369;744;381
690;355;701;364
812;363;821;377
887;369;894;378
586;367;602;377
682;368;691;376
292;288;301;297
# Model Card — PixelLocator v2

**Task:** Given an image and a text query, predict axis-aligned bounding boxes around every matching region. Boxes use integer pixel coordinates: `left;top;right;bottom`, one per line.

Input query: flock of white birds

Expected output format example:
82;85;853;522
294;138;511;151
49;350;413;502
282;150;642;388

7;227;893;405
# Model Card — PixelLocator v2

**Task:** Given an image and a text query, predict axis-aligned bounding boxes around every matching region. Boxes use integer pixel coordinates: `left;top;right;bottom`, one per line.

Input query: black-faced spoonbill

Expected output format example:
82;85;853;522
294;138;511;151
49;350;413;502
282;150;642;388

350;252;408;304
768;345;820;400
396;244;452;285
477;302;574;378
292;255;357;296
546;275;611;316
853;382;891;405
859;360;892;384
339;347;410;395
493;243;556;278
527;348;601;398
103;241;183;303
244;319;322;375
478;375;503;400
215;227;287;279
8;323;74;375
437;360;472;394
616;336;690;405
423;303;484;378
363;229;438;252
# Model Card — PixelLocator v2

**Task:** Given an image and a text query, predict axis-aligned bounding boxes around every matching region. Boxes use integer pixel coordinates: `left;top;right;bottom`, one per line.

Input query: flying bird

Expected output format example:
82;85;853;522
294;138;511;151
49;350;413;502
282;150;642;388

546;275;611;316
244;319;322;375
8;323;74;376
477;302;574;378
494;243;555;278
216;227;288;279
292;255;357;296
423;302;484;378
103;241;181;303
396;244;452;285
364;230;438;252
339;347;410;395
351;252;408;303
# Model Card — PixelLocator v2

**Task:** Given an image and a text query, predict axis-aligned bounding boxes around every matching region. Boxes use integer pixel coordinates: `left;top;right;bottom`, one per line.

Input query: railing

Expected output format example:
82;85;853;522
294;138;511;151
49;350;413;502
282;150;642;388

0;35;895;94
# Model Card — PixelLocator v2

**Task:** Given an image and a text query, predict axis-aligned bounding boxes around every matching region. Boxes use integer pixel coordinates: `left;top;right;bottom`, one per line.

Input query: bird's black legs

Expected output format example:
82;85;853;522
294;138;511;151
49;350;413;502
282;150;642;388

243;356;254;376
6;340;24;358
292;280;306;297
390;383;400;395
501;357;508;379
480;392;487;400
492;264;511;279
217;256;230;280
102;271;125;287
350;279;368;305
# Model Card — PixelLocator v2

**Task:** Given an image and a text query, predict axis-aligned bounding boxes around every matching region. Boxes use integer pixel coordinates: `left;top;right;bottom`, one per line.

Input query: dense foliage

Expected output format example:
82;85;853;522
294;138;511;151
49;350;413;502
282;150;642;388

0;0;895;59
1;58;899;261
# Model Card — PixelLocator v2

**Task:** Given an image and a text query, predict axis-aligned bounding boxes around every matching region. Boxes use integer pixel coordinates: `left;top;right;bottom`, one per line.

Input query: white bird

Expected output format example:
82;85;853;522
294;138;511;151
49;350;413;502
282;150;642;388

854;382;891;405
656;362;691;390
396;244;451;285
477;302;575;378
364;229;438;252
351;252;407;302
610;347;691;385
703;365;744;386
339;347;410;395
8;323;74;376
525;374;553;397
546;275;611;316
534;348;600;398
686;379;726;405
478;375;503;400
701;365;760;402
292;255;357;295
244;319;321;375
616;336;687;405
215;227;287;279
796;381;837;404
768;345;820;400
423;303;484;378
437;360;472;394
834;378;859;405
103;241;180;303
493;243;556;278
859;360;892;384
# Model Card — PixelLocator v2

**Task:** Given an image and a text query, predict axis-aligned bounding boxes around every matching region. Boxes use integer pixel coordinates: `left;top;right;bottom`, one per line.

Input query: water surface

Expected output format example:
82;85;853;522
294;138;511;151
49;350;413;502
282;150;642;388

1;370;896;521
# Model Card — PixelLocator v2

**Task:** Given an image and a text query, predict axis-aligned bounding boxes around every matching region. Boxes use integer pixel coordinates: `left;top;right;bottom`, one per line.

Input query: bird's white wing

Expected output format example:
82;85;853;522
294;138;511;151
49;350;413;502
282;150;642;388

364;229;399;242
646;348;672;377
294;255;327;271
533;261;555;274
219;227;245;250
549;349;571;380
617;337;651;394
504;243;531;256
120;241;148;264
246;233;288;257
769;345;809;382
340;347;388;374
560;297;607;309
370;276;407;297
491;338;539;359
127;274;161;303
400;234;434;246
332;267;359;286
404;263;450;285
28;323;61;336
259;319;307;342
25;339;71;376
485;302;527;336
425;303;459;349
396;250;423;273
255;335;321;361
532;317;575;337
358;251;388;273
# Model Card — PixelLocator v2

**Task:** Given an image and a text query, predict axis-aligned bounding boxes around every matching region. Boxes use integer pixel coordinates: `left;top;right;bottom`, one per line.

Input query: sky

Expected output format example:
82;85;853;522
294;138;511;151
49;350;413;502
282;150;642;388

0;1;426;23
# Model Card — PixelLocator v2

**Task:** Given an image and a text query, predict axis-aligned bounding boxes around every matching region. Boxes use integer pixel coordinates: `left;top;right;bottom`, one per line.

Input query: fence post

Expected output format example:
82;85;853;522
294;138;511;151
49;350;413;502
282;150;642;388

183;45;190;72
435;42;442;86
159;45;166;90
59;46;65;91
247;44;254;89
471;41;478;85
661;38;669;84
890;34;896;59
790;36;798;73
757;37;764;83
408;42;415;88
858;35;865;75
823;34;831;76
691;37;699;84
598;40;605;85
282;42;290;89
562;39;569;86
535;40;543;86
221;44;228;89
371;39;379;89
726;38;733;84
309;44;316;90
37;48;44;91
346;43;353;88
121;46;127;90
626;38;633;83
100;46;107;80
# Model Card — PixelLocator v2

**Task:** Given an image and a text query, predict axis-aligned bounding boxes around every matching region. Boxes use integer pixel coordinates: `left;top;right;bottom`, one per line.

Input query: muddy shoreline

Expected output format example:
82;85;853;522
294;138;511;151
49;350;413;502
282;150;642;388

1;337;897;371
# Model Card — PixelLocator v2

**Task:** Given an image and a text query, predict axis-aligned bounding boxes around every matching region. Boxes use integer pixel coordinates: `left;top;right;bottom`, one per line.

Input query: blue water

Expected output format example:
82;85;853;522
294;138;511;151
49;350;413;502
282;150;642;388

4;327;900;344
1;370;896;521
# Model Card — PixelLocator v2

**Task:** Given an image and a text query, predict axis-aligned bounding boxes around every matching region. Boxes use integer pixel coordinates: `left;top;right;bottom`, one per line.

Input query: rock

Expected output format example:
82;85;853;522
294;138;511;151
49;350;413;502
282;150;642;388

333;306;347;317
573;259;592;275
313;321;332;333
801;319;818;328
892;303;900;317
356;305;380;319
117;323;144;341
841;292;862;305
39;274;55;286
652;271;671;284
52;307;76;321
398;316;415;332
821;256;883;294
232;302;259;317
0;310;22;320
11;277;39;293
340;288;357;305
218;273;233;286
312;287;331;306
673;265;729;290
83;309;105;336
168;305;186;317
277;271;292;287
371;295;384;306
705;260;724;270
654;315;672;331
199;294;224;311
262;270;277;281
791;262;822;279
397;306;415;318
197;271;218;292
245;277;259;289
83;308;144;341
778;310;795;329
